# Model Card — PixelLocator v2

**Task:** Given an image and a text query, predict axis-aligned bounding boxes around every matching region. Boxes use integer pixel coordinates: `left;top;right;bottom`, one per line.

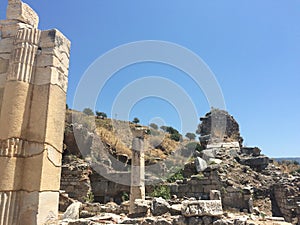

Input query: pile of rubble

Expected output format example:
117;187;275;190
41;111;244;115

59;193;292;225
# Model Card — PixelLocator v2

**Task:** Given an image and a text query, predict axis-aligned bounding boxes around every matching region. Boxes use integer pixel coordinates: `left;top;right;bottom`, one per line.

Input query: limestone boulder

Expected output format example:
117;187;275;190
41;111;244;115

151;197;170;216
195;157;208;172
200;149;217;161
169;204;182;215
181;200;223;217
239;156;269;171
241;147;261;157
129;199;151;217
62;202;82;220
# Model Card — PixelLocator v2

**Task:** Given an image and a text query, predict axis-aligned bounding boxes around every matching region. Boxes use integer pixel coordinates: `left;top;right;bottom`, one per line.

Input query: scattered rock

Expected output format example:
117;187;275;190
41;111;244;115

151;197;170;216
195;157;208;172
181;200;223;217
62;202;82;220
210;190;221;200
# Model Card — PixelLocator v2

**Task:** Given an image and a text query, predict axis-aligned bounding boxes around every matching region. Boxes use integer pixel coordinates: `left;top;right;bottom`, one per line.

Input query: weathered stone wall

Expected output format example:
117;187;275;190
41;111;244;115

60;156;130;204
60;158;92;203
90;170;130;204
0;0;70;224
271;177;300;223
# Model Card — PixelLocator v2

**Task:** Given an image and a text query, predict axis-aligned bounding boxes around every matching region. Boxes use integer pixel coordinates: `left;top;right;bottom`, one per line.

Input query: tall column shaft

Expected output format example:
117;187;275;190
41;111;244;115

129;137;145;214
0;1;70;224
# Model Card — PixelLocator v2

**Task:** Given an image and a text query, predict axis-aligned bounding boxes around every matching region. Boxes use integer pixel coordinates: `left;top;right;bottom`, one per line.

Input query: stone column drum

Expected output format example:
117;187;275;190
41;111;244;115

0;0;70;224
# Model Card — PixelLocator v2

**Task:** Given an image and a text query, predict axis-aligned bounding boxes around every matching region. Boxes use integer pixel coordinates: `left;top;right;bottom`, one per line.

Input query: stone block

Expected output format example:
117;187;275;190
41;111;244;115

44;85;67;151
41;44;70;60
201;149;216;161
0;37;14;53
22;150;61;191
182;200;223;217
36;53;69;75
7;0;39;27
129;199;150;217
62;202;82;220
0;81;31;140
0;157;24;190
151;197;170;216
240;156;269;171
241;147;261;156
39;29;71;54
0;57;9;74
195;157;208;172
191;184;204;193
18;191;59;224
0;20;32;38
34;66;68;92
170;204;182;216
26;84;49;142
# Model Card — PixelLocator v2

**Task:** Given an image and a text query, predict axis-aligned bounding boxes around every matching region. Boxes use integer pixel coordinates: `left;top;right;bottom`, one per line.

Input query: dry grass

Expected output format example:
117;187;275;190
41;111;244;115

273;160;300;174
67;110;181;161
96;127;132;157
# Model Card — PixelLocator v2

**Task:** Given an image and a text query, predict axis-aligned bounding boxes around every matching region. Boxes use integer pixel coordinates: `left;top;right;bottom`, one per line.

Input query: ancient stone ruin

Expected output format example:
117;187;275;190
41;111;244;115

197;108;244;147
0;0;70;224
129;126;146;215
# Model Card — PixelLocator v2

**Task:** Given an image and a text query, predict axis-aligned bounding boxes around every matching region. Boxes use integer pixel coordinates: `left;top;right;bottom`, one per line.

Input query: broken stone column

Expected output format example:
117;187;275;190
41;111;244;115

129;126;146;214
0;0;70;224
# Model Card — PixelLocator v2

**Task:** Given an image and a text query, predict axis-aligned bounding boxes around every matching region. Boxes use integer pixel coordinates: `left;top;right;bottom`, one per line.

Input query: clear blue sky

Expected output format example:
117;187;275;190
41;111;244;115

1;1;299;157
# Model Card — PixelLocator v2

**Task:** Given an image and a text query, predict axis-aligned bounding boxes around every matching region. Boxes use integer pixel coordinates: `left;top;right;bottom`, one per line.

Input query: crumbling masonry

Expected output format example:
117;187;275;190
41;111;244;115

0;0;70;224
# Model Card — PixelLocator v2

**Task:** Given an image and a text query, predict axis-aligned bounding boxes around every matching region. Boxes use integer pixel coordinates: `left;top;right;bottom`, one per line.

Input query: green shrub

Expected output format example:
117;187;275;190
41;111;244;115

83;191;94;203
121;192;129;202
150;185;171;200
167;169;184;183
185;142;203;152
170;133;182;142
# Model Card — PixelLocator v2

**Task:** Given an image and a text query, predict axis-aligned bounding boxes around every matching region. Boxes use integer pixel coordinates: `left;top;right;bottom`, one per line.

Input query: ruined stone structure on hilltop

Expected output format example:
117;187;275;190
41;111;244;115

0;0;70;224
197;109;243;147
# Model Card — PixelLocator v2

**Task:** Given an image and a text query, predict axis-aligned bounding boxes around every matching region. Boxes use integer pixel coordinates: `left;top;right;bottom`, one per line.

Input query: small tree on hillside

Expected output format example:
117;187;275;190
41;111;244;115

132;117;140;124
160;126;168;132
149;123;158;130
185;132;196;140
170;133;182;142
83;108;94;116
96;111;107;118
